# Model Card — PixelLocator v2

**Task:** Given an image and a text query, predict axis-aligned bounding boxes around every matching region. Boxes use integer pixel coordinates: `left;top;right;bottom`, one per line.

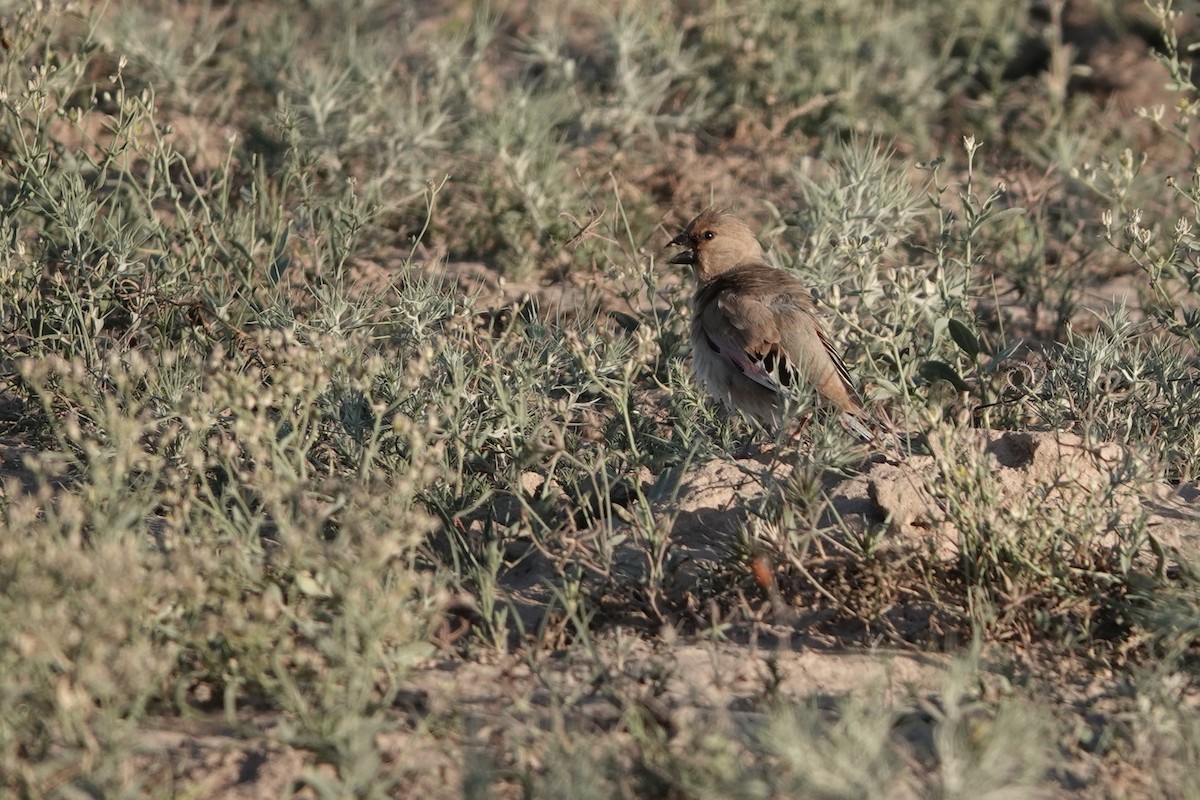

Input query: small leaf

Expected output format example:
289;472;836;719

269;253;291;285
948;318;982;359
295;571;331;598
1147;533;1166;579
609;310;640;333
869;377;902;399
983;338;1024;374
921;360;969;392
983;206;1027;225
269;225;291;285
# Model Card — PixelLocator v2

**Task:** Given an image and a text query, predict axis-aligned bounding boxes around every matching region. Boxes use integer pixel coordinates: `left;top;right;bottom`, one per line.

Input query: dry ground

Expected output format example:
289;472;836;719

60;427;1193;797
3;0;1200;797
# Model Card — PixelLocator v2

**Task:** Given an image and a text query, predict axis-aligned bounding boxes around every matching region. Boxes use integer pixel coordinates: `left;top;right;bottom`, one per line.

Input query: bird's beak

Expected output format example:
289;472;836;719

667;232;695;265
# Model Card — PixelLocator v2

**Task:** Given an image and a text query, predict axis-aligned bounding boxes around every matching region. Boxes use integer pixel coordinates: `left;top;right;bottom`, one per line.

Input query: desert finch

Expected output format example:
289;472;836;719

667;208;874;442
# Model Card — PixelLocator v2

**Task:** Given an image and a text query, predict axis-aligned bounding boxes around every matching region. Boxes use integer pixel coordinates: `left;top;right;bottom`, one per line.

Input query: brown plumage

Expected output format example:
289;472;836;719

667;208;873;440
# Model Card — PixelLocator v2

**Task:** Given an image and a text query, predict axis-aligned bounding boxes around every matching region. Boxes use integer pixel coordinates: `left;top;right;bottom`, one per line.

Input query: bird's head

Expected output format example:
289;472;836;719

667;209;765;283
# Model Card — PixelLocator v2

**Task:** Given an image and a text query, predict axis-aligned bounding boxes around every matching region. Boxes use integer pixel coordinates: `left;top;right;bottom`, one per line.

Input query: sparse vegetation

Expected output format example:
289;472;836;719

0;0;1198;797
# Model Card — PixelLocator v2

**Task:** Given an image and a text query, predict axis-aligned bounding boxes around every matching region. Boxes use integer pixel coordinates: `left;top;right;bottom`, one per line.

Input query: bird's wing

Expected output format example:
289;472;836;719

700;285;860;413
697;289;794;396
774;300;861;410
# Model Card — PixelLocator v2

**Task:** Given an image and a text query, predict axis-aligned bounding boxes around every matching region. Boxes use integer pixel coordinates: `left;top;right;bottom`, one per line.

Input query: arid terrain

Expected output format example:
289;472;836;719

2;1;1199;797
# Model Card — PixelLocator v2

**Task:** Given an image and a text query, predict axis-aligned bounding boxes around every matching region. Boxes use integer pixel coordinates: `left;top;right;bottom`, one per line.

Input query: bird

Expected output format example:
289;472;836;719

667;208;875;443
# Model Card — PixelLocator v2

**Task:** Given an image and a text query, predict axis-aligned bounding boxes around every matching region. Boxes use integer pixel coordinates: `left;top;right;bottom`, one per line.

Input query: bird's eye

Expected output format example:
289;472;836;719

703;230;715;240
